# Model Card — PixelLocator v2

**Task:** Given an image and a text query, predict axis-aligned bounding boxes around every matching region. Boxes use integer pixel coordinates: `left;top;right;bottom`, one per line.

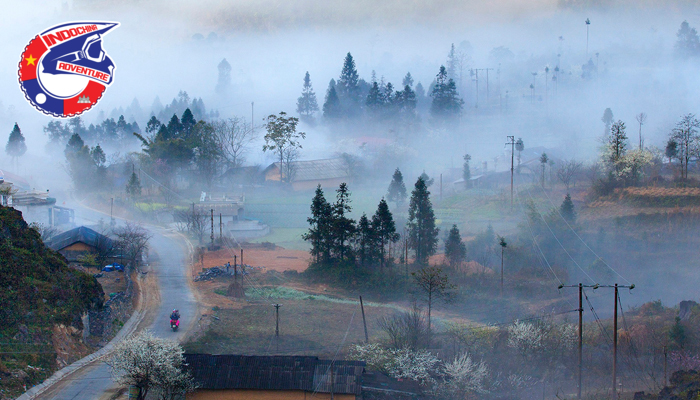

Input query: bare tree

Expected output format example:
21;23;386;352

636;112;647;150
377;305;429;350
113;222;152;271
556;160;583;191
176;206;208;243
107;330;196;400
412;266;453;338
213;117;256;170
29;222;59;242
670;114;700;180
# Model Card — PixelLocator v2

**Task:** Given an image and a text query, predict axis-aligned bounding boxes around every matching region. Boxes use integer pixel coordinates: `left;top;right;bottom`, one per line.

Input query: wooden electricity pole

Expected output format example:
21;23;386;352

234;255;237;279
210;209;214;245
273;303;281;337
360;296;369;343
507;136;515;210
578;283;583;400
219;213;222;241
613;283;618;400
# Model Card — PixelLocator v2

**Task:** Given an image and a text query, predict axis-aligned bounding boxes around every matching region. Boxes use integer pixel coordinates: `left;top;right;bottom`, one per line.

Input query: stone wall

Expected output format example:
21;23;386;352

87;269;135;343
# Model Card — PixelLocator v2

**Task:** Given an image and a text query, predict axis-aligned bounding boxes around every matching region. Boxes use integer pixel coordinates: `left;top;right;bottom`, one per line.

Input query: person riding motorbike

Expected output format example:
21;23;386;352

170;309;180;328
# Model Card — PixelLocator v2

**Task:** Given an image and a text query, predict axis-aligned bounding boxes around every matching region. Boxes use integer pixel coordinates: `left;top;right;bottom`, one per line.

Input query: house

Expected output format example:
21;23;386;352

264;158;350;191
46;226;114;262
183;354;365;400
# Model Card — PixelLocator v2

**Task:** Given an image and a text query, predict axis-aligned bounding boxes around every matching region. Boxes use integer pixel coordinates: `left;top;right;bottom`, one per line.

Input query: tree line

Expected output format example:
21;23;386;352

303;175;440;282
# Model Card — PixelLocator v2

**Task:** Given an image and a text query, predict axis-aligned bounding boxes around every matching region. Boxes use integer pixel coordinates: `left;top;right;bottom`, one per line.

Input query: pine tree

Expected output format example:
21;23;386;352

402;72;414;88
602;108;614;135
675;21;700;58
181;108;196;139
387;168;408;208
444;224;466;268
608;120;628;168
356;214;376;268
126;169;142;198
539;152;549;186
216;58;232;95
462;154;471;185
323;79;342;120
302;185;333;264
296;71;319;122
331;183;356;262
337;53;360;109
372;198;399;268
91;144;106;167
430;66;463;121
6;123;27;164
408;177;439;265
560;193;576;224
446;43;458;81
515;138;524;172
365;81;383;115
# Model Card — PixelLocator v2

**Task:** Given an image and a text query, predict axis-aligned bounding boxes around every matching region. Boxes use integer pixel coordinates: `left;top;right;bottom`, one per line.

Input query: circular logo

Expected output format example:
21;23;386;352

18;21;119;118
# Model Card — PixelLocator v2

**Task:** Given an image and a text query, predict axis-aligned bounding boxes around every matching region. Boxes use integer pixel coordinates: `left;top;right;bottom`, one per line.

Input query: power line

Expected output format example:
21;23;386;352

534;180;632;285
519;178;596;284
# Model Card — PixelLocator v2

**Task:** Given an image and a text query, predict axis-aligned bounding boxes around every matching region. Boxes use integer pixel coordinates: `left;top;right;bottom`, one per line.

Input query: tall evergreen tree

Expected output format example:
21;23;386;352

296;71;319;122
181;108;196;139
462;154;471;185
356;213;376;268
387;168;408;208
446;43;458;81
6;123;27;164
444;224;466;268
608;120;628;169
331;183;356;262
365;81;383;115
337;53;360;106
675;21;700;58
372;198;399;268
602;108;614;135
126;168;142;198
430;66;463;121
323;79;342;120
145;116;162;138
515;138;524;172
91;144;106;167
302;185;333;264
408;177;439;265
560;194;576;224
402;72;414;88
216;58;232;95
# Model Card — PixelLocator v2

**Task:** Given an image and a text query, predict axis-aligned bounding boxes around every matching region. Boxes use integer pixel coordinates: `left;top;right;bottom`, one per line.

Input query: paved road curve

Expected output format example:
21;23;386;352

32;207;196;399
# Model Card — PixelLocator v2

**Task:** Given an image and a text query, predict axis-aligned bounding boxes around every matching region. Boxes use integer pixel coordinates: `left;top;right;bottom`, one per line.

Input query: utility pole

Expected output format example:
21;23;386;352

578;283;583;400
471;68;484;108
485;68;494;101
586;18;591;56
273;303;281;337
360;296;369;343
506;136;515;209
219;213;222;241
560;283;616;399
234;254;237;279
210;209;214;245
613;283;618;400
240;248;244;270
499;237;507;296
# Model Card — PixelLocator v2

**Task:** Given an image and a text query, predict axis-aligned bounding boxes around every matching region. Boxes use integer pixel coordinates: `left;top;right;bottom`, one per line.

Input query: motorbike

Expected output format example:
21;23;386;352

170;319;179;332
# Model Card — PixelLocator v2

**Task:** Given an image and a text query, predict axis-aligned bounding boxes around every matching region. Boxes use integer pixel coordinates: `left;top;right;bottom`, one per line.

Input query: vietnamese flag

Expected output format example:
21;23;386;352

18;35;47;82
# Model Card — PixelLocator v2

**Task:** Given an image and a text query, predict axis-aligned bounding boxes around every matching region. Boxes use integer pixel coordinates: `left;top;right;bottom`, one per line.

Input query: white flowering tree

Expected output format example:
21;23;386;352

349;343;440;386
106;330;196;400
435;352;490;398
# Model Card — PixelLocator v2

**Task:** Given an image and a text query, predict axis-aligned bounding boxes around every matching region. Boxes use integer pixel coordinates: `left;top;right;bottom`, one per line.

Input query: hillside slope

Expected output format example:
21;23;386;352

0;206;103;399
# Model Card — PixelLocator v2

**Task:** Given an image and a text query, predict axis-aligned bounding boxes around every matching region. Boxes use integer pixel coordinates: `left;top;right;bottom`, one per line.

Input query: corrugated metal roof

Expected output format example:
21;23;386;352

269;158;349;182
46;226;113;252
183;354;365;394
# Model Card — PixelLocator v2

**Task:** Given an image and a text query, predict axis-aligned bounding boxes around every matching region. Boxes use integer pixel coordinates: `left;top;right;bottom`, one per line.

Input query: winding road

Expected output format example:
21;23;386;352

24;203;197;399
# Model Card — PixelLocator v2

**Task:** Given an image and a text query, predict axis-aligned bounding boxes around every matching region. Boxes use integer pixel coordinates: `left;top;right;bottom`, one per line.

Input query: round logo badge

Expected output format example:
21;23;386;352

18;21;119;118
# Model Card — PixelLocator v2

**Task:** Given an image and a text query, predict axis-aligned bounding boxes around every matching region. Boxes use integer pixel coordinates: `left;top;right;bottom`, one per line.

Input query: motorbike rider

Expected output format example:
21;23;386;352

170;309;180;326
